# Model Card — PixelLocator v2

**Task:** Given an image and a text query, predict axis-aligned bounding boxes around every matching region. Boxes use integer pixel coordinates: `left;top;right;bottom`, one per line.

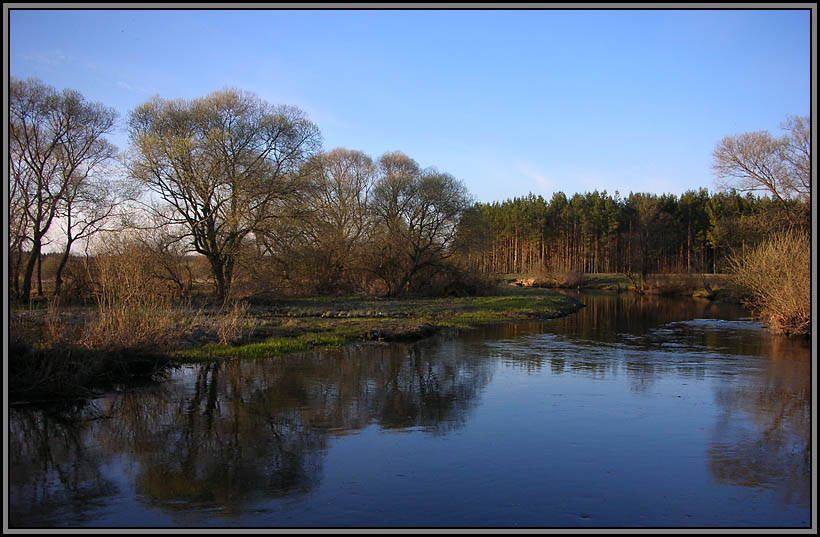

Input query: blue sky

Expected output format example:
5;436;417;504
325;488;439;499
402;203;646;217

8;8;812;203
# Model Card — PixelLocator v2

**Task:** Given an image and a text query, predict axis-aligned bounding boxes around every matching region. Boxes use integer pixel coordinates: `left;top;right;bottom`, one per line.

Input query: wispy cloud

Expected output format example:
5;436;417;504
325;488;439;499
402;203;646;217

23;49;66;66
116;80;152;95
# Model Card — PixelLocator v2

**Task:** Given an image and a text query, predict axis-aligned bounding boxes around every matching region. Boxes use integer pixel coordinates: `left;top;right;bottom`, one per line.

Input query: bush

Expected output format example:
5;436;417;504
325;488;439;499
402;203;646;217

9;304;171;401
729;229;810;336
410;263;498;297
79;235;186;352
518;266;585;289
643;274;701;296
55;257;95;305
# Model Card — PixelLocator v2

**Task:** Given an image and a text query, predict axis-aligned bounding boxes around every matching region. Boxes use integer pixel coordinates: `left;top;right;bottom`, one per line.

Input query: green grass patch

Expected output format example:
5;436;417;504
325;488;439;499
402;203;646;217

171;289;580;361
170;287;584;362
173;331;353;361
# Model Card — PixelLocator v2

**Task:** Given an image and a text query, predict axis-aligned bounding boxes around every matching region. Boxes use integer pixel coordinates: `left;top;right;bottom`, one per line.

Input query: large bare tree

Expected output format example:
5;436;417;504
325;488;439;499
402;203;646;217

9;142;31;299
9;77;118;301
127;89;322;300
713;115;810;222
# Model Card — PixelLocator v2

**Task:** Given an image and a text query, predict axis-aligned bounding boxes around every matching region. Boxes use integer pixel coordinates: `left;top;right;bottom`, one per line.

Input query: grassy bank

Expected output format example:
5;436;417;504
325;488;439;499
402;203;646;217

172;287;584;361
9;287;584;400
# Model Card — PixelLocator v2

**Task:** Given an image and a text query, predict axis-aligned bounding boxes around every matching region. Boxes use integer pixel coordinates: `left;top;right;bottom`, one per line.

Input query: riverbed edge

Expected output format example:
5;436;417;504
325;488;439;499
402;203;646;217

8;288;586;403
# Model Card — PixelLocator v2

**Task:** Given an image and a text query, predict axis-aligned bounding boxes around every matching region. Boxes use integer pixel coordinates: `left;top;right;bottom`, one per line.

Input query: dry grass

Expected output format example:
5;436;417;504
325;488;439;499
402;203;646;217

9;235;259;400
78;235;190;352
642;274;702;296
514;267;585;288
729;229;810;336
205;300;257;346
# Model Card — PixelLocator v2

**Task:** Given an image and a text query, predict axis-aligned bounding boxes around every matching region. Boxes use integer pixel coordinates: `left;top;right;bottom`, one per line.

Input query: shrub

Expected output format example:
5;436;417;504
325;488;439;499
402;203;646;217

212;300;256;345
554;270;585;288
643;274;701;296
520;266;585;289
9;235;258;400
729;229;810;336
410;263;498;297
80;235;187;352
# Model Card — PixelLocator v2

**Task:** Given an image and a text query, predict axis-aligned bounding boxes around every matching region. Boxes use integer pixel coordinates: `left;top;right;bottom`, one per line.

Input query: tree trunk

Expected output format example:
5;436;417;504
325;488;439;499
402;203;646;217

208;255;228;302
53;246;73;297
10;245;23;300
37;251;43;296
687;217;692;273
20;236;44;302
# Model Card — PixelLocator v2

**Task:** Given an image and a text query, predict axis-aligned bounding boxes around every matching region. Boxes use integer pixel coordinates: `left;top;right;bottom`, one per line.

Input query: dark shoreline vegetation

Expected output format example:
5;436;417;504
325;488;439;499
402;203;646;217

9;78;811;403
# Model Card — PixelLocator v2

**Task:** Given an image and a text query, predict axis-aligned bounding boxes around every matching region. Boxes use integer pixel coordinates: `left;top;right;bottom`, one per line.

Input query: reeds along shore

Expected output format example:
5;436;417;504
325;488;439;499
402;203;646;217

728;229;810;337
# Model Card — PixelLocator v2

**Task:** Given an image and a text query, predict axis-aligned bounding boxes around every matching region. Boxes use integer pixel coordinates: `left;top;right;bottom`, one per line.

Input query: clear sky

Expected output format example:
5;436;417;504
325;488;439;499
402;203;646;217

8;7;812;204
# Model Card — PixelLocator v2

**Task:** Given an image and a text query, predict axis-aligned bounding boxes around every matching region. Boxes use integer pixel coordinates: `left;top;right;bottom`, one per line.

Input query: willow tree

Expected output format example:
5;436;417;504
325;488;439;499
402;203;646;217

127;89;322;300
369;151;471;296
297;148;377;292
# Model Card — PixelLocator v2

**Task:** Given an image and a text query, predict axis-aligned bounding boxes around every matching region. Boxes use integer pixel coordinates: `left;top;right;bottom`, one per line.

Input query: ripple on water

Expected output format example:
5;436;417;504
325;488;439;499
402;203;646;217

665;319;765;331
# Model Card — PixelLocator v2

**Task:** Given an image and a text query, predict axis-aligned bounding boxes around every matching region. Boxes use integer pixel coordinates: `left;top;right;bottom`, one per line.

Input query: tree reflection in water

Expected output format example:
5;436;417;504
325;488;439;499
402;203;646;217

708;335;810;508
8;402;118;526
476;292;811;510
9;334;493;525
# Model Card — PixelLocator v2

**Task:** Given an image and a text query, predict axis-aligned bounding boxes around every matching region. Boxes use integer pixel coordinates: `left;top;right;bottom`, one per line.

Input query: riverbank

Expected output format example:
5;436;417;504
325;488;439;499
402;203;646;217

9;287;584;401
175;287;586;360
501;272;741;300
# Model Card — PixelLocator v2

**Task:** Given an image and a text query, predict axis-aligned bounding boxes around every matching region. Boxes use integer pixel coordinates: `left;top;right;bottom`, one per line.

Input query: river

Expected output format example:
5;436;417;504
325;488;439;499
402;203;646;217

7;291;812;528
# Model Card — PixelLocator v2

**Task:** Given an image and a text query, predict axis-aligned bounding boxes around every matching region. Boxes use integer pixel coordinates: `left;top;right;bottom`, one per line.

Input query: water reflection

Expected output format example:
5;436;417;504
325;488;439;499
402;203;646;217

709;335;811;507
8;402;118;526
479;292;811;514
9;336;494;526
7;292;811;527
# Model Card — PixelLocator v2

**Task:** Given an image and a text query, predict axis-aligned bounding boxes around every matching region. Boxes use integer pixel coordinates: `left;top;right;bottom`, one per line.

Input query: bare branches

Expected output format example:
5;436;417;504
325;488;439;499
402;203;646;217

712;115;811;219
780;115;810;198
369;152;472;295
9;77;119;301
127;89;322;300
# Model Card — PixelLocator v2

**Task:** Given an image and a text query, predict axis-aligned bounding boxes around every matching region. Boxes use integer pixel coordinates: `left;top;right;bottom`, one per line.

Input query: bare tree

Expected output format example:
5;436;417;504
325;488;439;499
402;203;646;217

53;164;128;297
780;115;810;199
134;214;196;297
291;148;377;293
713;115;810;222
369;151;471;296
9;78;118;302
8;148;31;299
127;89;322;300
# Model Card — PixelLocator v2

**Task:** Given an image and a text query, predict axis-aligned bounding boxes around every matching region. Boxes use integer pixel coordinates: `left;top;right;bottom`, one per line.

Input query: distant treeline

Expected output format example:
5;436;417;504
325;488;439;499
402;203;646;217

456;189;810;277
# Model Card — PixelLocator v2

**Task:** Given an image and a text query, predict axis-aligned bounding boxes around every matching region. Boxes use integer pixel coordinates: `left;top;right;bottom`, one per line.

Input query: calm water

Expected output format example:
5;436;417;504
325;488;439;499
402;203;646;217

8;292;812;528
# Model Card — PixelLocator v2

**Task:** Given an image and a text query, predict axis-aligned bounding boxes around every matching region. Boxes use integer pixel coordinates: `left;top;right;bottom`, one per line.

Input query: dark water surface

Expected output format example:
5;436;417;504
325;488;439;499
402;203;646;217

8;292;812;528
